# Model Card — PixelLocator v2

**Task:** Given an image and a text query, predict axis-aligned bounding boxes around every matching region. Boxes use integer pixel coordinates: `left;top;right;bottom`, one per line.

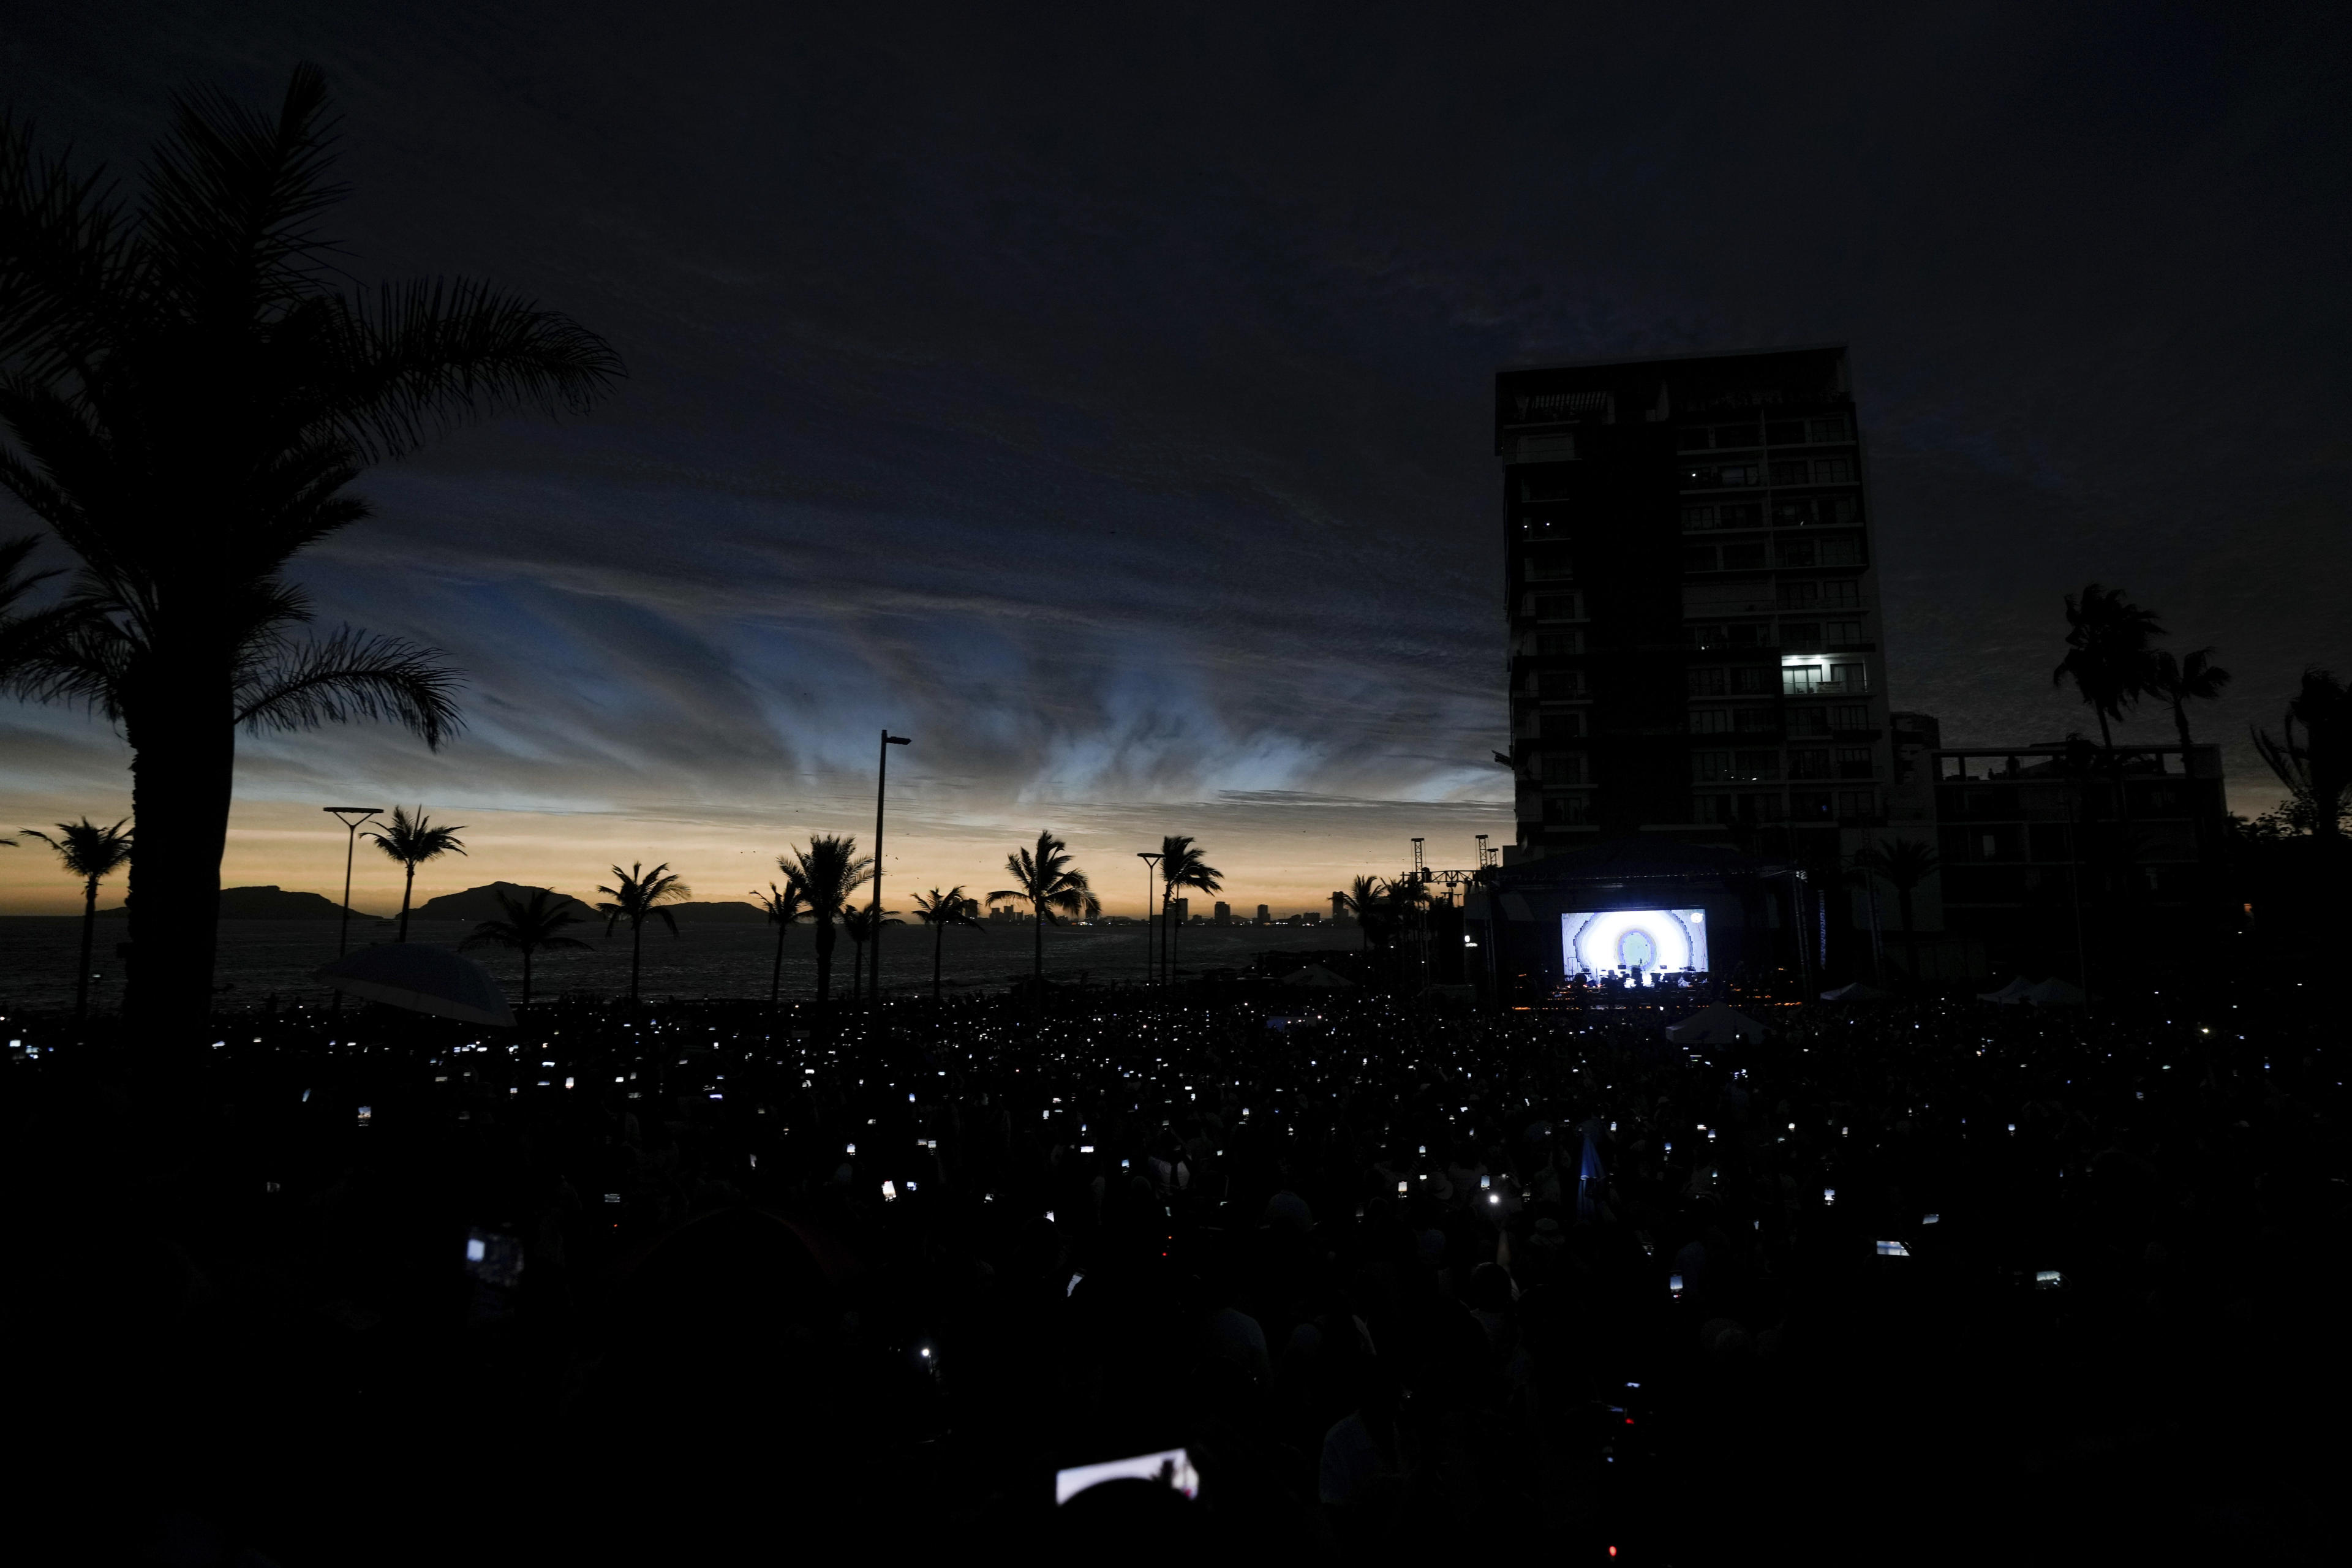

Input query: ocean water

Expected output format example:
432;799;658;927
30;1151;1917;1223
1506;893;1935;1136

0;916;1357;1012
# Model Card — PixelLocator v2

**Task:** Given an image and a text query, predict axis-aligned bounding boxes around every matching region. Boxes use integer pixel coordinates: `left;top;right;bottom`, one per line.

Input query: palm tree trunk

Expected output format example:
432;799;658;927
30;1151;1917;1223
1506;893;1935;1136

122;682;236;1042
770;923;786;1013
398;862;416;941
75;876;97;1027
2171;696;2193;752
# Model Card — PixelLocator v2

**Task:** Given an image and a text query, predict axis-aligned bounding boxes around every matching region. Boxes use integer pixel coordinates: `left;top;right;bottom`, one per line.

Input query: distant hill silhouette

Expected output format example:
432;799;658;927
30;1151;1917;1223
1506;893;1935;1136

411;883;597;924
666;900;767;924
98;885;375;921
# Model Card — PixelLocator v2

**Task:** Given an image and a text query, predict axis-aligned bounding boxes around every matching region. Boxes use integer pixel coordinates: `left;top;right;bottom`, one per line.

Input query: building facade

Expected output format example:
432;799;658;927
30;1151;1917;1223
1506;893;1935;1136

1497;347;1887;876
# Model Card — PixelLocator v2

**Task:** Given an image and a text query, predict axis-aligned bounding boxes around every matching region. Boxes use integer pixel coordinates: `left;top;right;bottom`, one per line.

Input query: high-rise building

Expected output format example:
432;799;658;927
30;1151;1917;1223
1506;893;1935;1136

1330;891;1348;924
1213;901;1232;924
1255;904;1270;924
1496;346;1887;870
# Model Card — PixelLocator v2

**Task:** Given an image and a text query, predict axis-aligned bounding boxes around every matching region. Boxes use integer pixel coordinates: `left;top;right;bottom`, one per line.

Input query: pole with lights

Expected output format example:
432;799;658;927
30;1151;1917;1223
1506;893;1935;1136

870;731;912;1004
1136;851;1162;990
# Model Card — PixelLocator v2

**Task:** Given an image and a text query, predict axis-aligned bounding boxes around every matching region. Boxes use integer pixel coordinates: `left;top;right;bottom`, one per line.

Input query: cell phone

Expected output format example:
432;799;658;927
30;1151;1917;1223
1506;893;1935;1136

1055;1448;1200;1505
1668;1273;1684;1297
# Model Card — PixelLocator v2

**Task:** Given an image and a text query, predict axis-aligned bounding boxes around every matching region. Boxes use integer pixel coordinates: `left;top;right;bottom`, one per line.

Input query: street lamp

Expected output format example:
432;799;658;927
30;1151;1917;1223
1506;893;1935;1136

323;807;384;960
870;731;911;1003
1136;852;1162;989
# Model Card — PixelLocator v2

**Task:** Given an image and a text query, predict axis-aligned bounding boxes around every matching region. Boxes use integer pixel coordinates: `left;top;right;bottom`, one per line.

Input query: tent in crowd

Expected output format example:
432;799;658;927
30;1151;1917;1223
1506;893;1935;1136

2024;976;2086;1006
1821;981;1887;1002
1664;1005;1766;1044
1280;963;1357;990
1978;976;2037;1004
314;943;516;1026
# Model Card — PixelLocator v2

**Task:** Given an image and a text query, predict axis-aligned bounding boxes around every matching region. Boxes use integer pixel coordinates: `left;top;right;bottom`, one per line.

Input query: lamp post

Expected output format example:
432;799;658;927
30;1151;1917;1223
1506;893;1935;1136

323;807;382;1018
870;731;912;1005
1136;852;1162;990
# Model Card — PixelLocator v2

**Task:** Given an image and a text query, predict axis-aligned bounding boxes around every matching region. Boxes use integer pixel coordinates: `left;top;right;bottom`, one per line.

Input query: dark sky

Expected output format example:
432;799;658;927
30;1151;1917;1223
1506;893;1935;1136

3;2;2347;911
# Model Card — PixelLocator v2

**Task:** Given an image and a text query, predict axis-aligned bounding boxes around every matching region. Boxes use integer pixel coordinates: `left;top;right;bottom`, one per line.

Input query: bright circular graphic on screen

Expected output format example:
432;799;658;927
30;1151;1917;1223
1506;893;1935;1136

1560;909;1707;978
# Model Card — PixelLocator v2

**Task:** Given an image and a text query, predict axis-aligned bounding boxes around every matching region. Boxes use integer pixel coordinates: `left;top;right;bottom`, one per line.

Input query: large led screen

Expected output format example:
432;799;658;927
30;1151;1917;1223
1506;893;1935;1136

1562;908;1708;979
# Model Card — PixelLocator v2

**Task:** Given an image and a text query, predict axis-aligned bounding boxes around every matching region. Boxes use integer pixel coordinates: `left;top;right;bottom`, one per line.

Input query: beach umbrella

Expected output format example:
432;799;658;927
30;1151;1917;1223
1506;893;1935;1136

314;943;516;1027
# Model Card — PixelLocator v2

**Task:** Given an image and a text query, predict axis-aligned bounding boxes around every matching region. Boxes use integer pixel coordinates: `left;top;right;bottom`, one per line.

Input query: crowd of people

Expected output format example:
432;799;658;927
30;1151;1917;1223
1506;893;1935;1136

6;974;2339;1564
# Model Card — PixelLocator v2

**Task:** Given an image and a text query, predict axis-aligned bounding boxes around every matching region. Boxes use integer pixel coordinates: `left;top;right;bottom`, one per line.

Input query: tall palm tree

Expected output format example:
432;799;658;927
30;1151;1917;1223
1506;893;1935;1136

779;835;872;1023
459;887;587;1008
752;880;810;1015
2253;669;2351;843
1336;874;1385;951
840;904;902;1002
1158;834;1222;984
2052;585;2163;750
596;862;688;1005
0;67;619;1040
989;829;1101;993
911;885;984;1001
2147;647;2231;751
19;816;132;1027
366;806;467;942
1852;837;1940;981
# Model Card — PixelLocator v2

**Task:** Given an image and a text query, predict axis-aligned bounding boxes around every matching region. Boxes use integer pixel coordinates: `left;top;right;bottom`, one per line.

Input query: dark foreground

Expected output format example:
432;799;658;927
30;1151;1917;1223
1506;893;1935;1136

4;982;2339;1566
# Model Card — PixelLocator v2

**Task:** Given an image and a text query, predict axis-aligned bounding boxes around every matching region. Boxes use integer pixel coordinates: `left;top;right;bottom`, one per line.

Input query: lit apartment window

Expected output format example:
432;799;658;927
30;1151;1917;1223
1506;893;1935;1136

1689;709;1732;734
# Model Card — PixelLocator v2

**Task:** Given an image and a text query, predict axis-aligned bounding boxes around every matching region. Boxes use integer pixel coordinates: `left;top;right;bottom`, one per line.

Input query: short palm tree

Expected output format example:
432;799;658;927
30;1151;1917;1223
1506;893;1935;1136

1158;834;1222;984
2253;668;2351;843
1852;837;1940;981
1336;874;1385;951
0;67;617;1039
752;880;810;1014
779;835;872;1022
367;806;467;942
596;862;689;1005
19;816;133;1027
2147;647;2231;752
841;904;903;1002
2052;585;2163;750
989;829;1101;993
459;888;587;1008
911;885;984;1000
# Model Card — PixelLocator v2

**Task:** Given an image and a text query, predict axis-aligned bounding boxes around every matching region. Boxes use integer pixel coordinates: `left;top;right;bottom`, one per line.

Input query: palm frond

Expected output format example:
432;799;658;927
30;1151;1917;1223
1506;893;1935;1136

18;816;132;881
0;114;135;378
233;625;464;748
325;277;622;461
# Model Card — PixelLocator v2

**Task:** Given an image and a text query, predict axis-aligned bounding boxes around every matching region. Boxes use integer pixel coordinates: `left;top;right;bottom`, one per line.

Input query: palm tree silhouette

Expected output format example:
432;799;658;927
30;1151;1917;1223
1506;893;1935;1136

1157;835;1222;986
752;880;810;1016
2253;669;2351;843
2147;647;2231;751
596;862;689;1005
841;905;903;1002
459;888;587;1008
366;807;467;942
2052;584;2163;750
1335;875;1385;951
779;835;872;1024
911;886;984;1001
19;816;132;1027
989;830;1100;994
0;534;72;687
1850;837;1940;981
0;67;618;1038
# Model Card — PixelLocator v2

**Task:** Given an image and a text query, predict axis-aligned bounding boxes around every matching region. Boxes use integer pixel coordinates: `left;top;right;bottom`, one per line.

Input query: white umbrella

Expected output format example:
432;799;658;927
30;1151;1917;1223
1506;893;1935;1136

315;944;516;1027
